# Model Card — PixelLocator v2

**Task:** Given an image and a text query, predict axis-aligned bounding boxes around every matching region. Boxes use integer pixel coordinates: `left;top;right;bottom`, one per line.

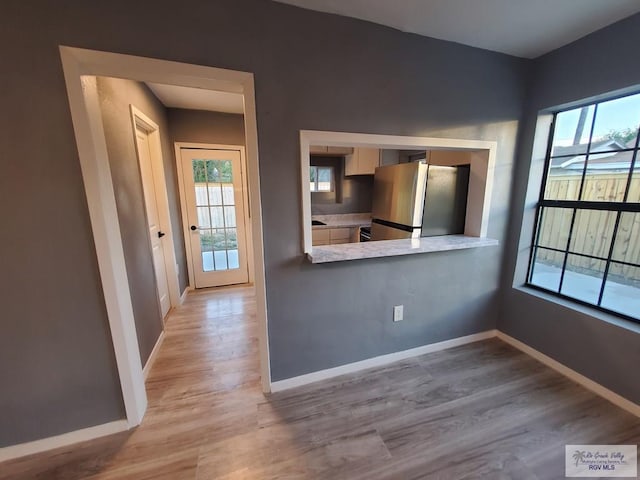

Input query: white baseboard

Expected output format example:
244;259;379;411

0;419;129;463
143;331;165;380
496;331;640;418
271;330;498;393
179;287;191;305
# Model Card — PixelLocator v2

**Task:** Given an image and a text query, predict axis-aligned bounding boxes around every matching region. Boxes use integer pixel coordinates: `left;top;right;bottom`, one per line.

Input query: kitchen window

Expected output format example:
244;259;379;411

310;166;334;192
527;91;640;322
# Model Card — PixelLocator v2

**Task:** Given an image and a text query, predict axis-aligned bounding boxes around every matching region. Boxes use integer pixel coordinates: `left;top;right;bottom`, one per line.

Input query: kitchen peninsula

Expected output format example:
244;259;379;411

308;235;499;264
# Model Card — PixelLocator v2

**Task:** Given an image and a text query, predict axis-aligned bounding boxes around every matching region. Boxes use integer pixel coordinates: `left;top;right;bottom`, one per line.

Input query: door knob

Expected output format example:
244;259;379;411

190;225;198;231
158;231;166;238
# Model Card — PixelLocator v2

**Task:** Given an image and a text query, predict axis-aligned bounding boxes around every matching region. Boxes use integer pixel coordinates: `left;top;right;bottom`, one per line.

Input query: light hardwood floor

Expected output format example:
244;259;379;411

2;286;639;479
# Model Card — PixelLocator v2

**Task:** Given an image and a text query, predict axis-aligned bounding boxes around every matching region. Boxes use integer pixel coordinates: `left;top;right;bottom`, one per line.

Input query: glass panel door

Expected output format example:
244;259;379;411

180;148;249;288
193;159;240;272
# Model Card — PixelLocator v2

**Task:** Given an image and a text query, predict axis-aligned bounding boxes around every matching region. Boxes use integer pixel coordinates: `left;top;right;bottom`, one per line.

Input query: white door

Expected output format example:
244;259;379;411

135;127;171;318
180;148;249;288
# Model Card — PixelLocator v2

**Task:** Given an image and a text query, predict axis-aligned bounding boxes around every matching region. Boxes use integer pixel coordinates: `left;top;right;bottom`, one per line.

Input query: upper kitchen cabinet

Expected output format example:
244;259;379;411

345;147;380;176
328;147;354;155
310;145;354;155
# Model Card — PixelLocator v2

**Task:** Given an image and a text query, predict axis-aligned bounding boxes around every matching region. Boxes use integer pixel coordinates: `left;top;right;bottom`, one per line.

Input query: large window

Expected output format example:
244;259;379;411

528;92;640;322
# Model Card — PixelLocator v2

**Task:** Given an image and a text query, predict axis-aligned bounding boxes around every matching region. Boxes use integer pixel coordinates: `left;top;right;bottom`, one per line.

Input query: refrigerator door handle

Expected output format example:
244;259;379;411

371;218;415;232
370;219;420;241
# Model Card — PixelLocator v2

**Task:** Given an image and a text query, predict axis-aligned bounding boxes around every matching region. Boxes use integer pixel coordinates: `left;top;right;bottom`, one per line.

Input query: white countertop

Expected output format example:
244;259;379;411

307;235;499;263
311;213;371;229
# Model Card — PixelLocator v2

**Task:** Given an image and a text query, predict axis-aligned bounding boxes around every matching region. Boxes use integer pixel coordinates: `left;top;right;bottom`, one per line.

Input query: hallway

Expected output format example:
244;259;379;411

1;286;263;479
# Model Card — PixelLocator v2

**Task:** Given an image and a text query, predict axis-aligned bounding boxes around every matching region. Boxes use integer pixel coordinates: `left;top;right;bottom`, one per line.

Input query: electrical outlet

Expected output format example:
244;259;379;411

393;305;404;322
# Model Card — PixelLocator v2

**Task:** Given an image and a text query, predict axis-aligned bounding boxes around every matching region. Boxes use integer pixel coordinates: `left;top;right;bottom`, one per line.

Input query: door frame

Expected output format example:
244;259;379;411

131;106;181;315
59;46;272;429
175;143;255;289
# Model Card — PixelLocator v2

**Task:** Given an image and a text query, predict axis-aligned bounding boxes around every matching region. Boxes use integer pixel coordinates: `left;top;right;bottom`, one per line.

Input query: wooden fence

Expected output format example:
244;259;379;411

537;173;639;283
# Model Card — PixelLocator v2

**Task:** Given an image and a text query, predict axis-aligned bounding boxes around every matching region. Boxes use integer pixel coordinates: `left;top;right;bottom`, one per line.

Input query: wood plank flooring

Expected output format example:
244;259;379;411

2;286;638;479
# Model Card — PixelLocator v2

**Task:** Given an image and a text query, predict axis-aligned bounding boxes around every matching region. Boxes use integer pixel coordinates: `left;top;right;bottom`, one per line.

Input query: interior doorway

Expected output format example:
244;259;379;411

131;107;176;319
60;47;272;430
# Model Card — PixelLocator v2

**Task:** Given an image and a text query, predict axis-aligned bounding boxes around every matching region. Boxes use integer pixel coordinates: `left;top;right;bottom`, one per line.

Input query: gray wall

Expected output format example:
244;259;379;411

168;108;246;146
499;13;640;404
0;0;528;445
96;76;186;365
310;156;375;215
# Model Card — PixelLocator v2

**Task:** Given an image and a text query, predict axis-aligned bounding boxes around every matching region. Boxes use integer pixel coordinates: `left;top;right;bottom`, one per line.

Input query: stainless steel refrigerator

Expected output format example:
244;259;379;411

370;162;469;241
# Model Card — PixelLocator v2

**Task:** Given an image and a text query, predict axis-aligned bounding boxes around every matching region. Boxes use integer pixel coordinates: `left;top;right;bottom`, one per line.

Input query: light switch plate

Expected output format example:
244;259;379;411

393;305;404;322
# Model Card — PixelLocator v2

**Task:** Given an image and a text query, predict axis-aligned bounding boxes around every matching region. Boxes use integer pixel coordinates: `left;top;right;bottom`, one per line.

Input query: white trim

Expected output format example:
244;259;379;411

130;106;181;312
174;143;196;289
58;69;147;427
271;330;498;392
497;331;640;418
300;130;497;254
242;75;271;393
174;142;254;288
142;331;165;380
58;47;272;434
179;286;192;305
0;420;129;463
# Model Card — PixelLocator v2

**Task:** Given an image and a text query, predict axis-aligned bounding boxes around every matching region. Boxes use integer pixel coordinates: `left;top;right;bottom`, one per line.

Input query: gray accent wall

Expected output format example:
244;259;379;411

1;0;528;446
168;108;246;146
499;13;640;404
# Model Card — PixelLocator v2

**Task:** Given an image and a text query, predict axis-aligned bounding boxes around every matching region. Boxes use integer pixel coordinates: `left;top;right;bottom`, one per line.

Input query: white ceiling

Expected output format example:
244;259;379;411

275;0;640;58
147;83;244;114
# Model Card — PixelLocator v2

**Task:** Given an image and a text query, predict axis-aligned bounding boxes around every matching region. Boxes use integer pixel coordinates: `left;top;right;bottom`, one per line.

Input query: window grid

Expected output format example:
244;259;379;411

193;159;238;272
526;95;640;323
551;146;639;160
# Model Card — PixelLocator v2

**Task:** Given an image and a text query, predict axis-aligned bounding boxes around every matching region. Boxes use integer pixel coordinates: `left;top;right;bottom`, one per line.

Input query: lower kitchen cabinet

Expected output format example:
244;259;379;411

312;227;359;246
329;228;351;244
312;229;330;246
